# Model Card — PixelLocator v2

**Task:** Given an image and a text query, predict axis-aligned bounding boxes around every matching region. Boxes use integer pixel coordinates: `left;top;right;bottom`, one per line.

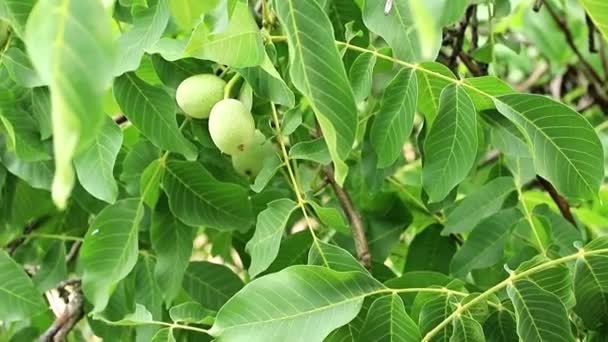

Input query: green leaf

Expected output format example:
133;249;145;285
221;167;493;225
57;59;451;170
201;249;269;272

0;0;34;37
463;76;513;111
30;87;52;140
418;291;458;340
362;0;439;62
359;294;421;342
483;309;517;342
0;142;53;190
26;0;115;208
308;239;367;273
422;84;478;202
163;160;253;231
443;177;516;235
209;266;385;341
574;237;608;329
0;106;49;162
494;94;603;202
81;199;144;313
404;224;456;274
150;198;194;305
371;68;417;168
120;140;160;195
451;315;486;342
2;47;44;88
185;2;264;67
115;0;169;76
483;110;530;158
0;251;47;322
246;198;298;278
580;0;608;43
168;0;217;31
265;230;313;274
134;255;163;321
113;73;197;159
239;50;296;107
182;261;244;311
275;0;358;185
289;139;331;164
349;51;376;103
169;301;213;324
507;280;575;342
534;204;581;256
140;159;164;208
32;241;67;292
415;62;456;125
450;208;522;277
151;328;176;342
74;116;122;203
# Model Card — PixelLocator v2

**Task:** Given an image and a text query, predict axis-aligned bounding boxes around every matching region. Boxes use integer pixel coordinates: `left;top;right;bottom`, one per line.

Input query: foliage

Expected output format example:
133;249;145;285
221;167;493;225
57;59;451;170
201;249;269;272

1;0;608;341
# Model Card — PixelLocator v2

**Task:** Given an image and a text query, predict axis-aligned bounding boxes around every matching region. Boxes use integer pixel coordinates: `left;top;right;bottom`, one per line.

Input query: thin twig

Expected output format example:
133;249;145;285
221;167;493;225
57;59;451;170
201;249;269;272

5;217;51;255
536;176;577;227
458;52;484;76
515;62;549;92
533;0;543;12
323;164;372;269
449;6;476;72
586;14;597;53
65;241;81;264
469;6;479;52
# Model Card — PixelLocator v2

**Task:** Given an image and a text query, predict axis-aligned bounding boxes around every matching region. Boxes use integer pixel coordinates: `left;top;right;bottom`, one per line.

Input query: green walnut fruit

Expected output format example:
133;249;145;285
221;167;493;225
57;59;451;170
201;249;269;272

232;130;274;177
176;74;226;119
208;99;255;155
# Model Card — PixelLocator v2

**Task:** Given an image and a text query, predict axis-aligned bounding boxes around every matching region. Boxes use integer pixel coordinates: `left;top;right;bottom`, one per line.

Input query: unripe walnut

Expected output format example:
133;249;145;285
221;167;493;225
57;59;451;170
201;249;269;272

232;130;274;177
176;74;226;119
208;99;255;155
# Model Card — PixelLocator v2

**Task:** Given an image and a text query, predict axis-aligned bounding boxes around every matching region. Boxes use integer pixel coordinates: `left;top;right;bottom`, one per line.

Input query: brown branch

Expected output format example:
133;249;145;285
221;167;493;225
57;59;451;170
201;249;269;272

5;217;51;255
458;52;484;77
536;176;577;227
323;164;372;269
586;14;597;53
515;62;549;92
542;0;604;86
39;280;84;342
469;6;479;52
449;5;476;71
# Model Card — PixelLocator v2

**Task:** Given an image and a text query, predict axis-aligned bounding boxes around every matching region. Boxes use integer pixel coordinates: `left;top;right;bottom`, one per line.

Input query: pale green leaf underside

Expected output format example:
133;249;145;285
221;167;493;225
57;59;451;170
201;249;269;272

246;198;298;277
443;176;515;235
359;294;421;342
115;0;169;76
25;0;115;208
494;94;603;202
507;280;575;342
81;198;144;313
74;116;122;203
113;73;197;159
210;266;385;342
275;0;357;185
0;251;47;322
163;160;253;231
422;84;478;202
371;67;417;168
185;2;264;68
